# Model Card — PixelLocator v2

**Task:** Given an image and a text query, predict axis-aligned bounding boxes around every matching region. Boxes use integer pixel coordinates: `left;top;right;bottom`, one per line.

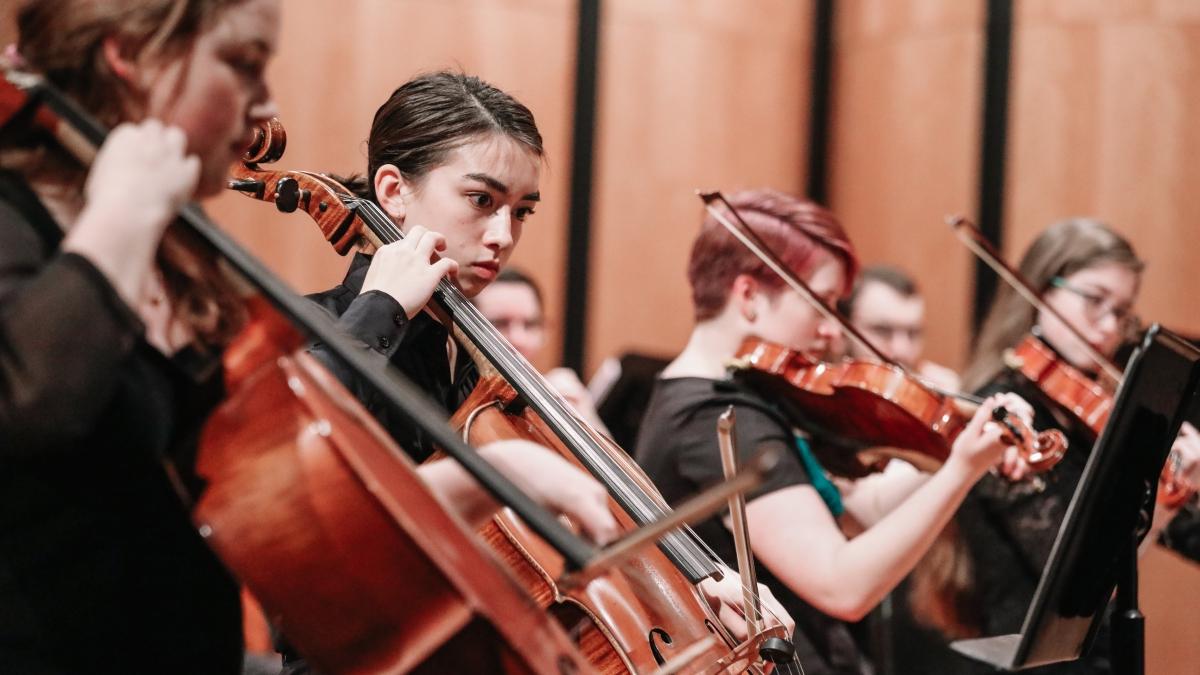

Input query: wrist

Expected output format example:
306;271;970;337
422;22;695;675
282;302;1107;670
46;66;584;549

939;452;987;485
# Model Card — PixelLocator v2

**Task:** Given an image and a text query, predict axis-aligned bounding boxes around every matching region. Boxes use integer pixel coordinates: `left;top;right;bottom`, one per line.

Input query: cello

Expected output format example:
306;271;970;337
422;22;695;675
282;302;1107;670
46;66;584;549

229;121;798;674
1;67;606;675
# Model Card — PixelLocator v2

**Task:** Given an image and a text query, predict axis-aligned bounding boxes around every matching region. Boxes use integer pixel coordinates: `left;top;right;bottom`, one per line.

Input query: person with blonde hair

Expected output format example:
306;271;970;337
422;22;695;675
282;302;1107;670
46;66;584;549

902;218;1200;674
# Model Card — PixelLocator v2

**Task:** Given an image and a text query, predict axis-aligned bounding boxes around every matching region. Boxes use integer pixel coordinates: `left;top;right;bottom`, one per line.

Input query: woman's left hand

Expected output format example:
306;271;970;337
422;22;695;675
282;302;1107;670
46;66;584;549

697;566;794;641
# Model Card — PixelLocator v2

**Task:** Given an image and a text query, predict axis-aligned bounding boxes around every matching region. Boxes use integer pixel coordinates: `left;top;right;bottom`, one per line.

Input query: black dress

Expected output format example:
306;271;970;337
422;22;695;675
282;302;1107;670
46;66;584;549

635;376;872;675
886;368;1112;674
0;172;242;673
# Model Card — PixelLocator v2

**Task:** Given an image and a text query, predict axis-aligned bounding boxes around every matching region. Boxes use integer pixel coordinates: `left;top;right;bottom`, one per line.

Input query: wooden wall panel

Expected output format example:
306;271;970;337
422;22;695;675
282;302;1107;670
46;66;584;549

586;0;813;373
1007;5;1200;673
202;0;577;372
1008;1;1200;338
827;0;986;371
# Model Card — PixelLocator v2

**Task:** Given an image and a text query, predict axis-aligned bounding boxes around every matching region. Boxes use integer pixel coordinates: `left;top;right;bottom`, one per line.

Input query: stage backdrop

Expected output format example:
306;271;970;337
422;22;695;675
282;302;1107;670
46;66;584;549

2;2;1197;672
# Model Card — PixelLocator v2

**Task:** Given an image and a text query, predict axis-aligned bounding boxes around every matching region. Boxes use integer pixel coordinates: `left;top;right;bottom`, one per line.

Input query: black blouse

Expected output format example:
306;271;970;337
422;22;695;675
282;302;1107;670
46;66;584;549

0;171;241;673
888;368;1112;675
635;376;871;675
306;253;478;462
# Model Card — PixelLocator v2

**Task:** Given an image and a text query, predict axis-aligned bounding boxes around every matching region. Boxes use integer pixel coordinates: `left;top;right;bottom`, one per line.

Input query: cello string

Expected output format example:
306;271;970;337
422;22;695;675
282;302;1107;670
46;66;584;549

353;195;812;668
350;192;811;667
352;196;725;577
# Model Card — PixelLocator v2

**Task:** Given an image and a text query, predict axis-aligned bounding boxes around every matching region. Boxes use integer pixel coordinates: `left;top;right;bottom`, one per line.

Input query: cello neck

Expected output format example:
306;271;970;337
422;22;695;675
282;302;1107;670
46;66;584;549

348;196;720;581
350;198;725;583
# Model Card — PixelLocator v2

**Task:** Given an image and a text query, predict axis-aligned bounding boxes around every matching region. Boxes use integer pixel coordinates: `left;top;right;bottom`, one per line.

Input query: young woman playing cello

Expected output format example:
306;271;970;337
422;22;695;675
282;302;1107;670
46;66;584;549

0;2;619;671
633;189;1038;675
902;218;1200;674
270;70;793;672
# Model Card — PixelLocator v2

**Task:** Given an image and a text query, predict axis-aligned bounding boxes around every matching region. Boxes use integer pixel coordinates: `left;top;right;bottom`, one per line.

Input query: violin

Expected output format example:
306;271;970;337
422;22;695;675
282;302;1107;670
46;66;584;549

730;336;1066;478
230;121;797;674
2;69;602;674
1006;334;1195;507
696;192;1067;479
950;216;1195;508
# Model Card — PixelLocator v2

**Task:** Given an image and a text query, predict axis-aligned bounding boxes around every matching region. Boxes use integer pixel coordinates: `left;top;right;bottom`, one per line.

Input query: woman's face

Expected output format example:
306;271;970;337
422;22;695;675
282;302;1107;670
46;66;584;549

751;254;846;360
141;0;280;196
1038;261;1140;370
394;135;542;297
473;280;546;362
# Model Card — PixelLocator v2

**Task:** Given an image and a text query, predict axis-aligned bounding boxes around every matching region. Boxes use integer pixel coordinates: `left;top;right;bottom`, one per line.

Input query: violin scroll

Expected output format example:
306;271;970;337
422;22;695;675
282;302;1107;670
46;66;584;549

991;406;1067;473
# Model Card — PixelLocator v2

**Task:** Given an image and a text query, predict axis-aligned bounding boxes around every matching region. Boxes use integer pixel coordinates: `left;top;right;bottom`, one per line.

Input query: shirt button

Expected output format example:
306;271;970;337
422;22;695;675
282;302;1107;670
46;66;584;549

393;313;405;326
378;336;391;349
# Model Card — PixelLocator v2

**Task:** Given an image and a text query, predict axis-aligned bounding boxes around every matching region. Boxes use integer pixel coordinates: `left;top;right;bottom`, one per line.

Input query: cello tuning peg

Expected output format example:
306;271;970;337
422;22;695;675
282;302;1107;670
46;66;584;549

274;177;300;213
227;178;264;198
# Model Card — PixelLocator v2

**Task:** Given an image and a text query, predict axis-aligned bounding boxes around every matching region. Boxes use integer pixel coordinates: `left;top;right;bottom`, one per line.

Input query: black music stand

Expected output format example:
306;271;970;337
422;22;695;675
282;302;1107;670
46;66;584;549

951;325;1200;673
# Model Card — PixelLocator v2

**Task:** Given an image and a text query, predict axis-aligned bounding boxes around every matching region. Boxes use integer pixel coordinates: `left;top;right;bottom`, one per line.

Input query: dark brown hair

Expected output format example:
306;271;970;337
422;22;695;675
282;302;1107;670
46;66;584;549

686;189;858;322
837;264;919;317
492;266;543;308
341;71;543;201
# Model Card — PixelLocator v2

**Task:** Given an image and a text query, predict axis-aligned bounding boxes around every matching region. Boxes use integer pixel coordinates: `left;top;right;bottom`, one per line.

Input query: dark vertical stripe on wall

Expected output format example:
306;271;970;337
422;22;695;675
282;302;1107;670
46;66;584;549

973;0;1014;333
806;0;835;204
562;0;601;372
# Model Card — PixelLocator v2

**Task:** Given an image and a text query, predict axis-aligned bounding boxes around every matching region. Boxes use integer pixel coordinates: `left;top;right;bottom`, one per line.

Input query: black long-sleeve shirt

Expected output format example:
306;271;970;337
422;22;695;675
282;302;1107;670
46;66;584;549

305;252;478;462
0;171;241;673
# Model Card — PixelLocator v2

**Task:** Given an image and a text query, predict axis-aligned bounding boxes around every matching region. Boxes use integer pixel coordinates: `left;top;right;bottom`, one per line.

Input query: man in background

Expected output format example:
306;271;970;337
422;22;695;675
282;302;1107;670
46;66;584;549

838;265;960;392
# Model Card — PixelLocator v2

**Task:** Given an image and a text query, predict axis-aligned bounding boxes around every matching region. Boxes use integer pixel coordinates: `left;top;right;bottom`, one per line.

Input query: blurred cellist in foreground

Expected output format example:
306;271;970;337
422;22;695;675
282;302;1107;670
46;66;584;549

0;2;619;672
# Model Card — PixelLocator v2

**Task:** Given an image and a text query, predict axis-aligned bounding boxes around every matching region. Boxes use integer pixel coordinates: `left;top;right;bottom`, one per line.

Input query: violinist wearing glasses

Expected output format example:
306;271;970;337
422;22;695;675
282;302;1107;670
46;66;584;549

634;189;1039;675
906;218;1200;674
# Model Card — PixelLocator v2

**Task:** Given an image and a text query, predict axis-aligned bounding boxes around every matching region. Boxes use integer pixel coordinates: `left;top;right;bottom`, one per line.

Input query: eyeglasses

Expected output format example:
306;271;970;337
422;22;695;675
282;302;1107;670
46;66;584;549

1049;277;1138;328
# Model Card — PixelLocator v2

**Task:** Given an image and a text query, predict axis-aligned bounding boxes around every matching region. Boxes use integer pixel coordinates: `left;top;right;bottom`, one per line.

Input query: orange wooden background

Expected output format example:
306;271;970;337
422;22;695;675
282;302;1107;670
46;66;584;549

3;0;1196;671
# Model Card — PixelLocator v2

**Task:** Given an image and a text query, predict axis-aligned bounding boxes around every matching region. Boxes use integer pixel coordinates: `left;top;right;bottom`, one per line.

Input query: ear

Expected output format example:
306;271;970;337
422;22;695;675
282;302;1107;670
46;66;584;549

373;164;410;225
101;35;141;86
730;274;763;323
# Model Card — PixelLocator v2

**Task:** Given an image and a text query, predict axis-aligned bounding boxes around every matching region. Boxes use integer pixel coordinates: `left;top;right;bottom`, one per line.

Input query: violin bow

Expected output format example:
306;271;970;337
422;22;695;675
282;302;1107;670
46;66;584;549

716;408;762;634
697;190;977;404
715;407;799;670
947;215;1124;384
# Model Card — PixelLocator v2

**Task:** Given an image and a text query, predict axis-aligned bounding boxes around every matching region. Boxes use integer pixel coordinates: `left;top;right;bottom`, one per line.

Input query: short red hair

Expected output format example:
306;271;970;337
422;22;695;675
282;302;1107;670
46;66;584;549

687;189;858;321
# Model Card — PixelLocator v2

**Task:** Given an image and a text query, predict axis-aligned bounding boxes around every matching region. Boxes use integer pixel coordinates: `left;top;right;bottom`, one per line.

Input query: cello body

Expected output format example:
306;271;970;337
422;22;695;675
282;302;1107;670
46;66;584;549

192;303;595;674
452;376;777;675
